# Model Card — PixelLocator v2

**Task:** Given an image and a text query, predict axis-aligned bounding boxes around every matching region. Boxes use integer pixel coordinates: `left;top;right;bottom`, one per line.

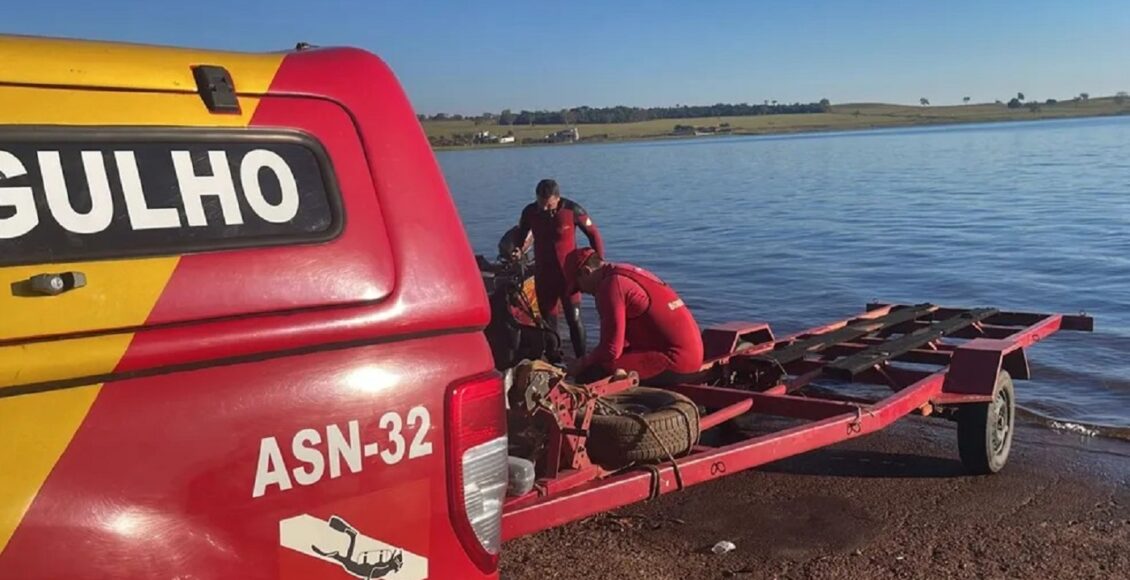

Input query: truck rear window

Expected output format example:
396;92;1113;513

0;127;342;266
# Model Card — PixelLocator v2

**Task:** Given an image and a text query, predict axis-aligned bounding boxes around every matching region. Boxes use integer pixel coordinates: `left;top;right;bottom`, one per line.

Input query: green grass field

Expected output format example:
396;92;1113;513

423;97;1129;149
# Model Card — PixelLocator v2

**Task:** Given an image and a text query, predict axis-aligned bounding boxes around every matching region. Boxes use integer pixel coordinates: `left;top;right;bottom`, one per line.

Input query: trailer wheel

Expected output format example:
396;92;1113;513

587;387;700;470
957;371;1015;475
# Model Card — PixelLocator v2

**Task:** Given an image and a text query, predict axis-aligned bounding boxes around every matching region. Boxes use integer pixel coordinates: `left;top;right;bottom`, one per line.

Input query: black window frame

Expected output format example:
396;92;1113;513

0;126;346;267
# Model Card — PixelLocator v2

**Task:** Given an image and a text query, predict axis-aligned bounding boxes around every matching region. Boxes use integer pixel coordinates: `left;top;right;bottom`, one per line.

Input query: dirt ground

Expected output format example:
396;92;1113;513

501;419;1130;579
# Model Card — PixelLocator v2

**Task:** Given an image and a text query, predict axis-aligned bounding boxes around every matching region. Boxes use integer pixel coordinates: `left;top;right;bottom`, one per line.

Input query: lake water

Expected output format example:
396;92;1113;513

438;116;1130;437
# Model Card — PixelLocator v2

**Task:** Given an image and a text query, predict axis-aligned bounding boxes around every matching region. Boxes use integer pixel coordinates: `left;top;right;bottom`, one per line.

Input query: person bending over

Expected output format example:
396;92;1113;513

563;248;704;386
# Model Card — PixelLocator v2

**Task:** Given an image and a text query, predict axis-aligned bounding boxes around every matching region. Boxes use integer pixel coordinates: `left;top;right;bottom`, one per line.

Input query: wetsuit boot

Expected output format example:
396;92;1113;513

564;303;586;358
540;311;565;362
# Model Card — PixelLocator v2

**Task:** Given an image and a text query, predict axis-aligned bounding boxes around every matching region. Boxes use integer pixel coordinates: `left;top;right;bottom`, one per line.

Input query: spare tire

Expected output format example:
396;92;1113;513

587;387;700;470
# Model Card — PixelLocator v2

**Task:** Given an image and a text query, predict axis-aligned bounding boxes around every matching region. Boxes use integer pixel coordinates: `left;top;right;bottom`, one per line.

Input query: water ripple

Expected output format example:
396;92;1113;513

440;116;1130;430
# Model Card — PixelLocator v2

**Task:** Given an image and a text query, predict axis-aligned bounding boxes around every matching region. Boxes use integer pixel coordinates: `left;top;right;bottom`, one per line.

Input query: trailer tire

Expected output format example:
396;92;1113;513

957;371;1015;475
587;387;700;470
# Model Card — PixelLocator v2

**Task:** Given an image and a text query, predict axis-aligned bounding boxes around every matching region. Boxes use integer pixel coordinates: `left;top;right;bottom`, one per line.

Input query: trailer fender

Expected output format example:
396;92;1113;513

941;338;1029;396
700;322;774;364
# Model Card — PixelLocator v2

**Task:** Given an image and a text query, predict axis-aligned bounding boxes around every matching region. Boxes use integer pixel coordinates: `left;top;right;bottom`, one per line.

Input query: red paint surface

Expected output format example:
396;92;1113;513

145;95;395;327
2;48;498;580
2;335;495;579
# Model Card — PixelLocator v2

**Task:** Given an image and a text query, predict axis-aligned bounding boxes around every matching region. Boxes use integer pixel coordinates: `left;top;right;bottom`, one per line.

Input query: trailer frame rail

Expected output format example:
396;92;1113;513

501;303;1093;541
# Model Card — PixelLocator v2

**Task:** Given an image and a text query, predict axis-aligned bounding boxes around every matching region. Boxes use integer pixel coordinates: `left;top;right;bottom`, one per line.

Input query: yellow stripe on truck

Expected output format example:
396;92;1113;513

0;35;285;556
0;258;179;343
0;44;284;343
0;85;267;128
0;35;283;94
0;258;173;389
0;386;101;552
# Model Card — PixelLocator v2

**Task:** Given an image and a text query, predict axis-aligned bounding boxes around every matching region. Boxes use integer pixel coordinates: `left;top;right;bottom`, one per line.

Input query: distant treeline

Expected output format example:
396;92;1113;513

422;99;833;125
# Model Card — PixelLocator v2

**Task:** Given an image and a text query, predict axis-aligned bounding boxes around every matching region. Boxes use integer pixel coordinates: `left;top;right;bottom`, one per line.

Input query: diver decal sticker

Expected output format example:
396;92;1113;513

279;514;427;579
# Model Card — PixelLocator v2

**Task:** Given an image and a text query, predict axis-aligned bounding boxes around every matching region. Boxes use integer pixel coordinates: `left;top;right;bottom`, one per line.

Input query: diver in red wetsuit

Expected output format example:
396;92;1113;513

513;179;605;358
563;247;705;385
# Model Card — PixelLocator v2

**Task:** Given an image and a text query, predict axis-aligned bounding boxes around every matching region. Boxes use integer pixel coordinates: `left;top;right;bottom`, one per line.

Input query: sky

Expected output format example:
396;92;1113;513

5;0;1128;115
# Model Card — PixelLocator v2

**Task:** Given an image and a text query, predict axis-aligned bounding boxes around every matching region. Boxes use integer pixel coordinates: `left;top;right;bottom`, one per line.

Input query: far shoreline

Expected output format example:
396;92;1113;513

428;98;1130;153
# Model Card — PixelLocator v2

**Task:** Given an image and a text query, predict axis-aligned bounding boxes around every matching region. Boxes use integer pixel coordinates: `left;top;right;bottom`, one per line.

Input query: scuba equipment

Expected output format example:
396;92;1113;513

477;227;564;370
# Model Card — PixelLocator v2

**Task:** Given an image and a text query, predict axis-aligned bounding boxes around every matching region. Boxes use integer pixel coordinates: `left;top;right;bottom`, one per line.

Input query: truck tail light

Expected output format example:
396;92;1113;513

446;371;507;573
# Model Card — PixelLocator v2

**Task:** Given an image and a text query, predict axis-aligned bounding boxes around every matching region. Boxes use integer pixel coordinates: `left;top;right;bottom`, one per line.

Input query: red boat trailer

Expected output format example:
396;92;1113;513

501;302;1093;540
